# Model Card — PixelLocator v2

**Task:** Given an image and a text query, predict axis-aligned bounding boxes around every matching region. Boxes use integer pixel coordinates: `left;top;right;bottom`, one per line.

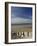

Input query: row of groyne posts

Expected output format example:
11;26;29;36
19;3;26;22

11;32;32;39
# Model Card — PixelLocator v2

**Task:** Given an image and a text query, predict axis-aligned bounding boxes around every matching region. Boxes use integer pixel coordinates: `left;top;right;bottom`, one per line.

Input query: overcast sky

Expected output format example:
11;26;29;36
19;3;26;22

11;7;32;24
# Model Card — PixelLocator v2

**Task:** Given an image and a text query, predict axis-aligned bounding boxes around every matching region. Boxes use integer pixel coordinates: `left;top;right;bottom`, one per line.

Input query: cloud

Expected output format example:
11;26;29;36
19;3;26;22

11;17;32;24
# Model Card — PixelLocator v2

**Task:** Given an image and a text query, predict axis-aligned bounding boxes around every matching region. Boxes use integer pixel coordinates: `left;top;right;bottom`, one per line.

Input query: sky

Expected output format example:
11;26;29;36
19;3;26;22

11;7;32;24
